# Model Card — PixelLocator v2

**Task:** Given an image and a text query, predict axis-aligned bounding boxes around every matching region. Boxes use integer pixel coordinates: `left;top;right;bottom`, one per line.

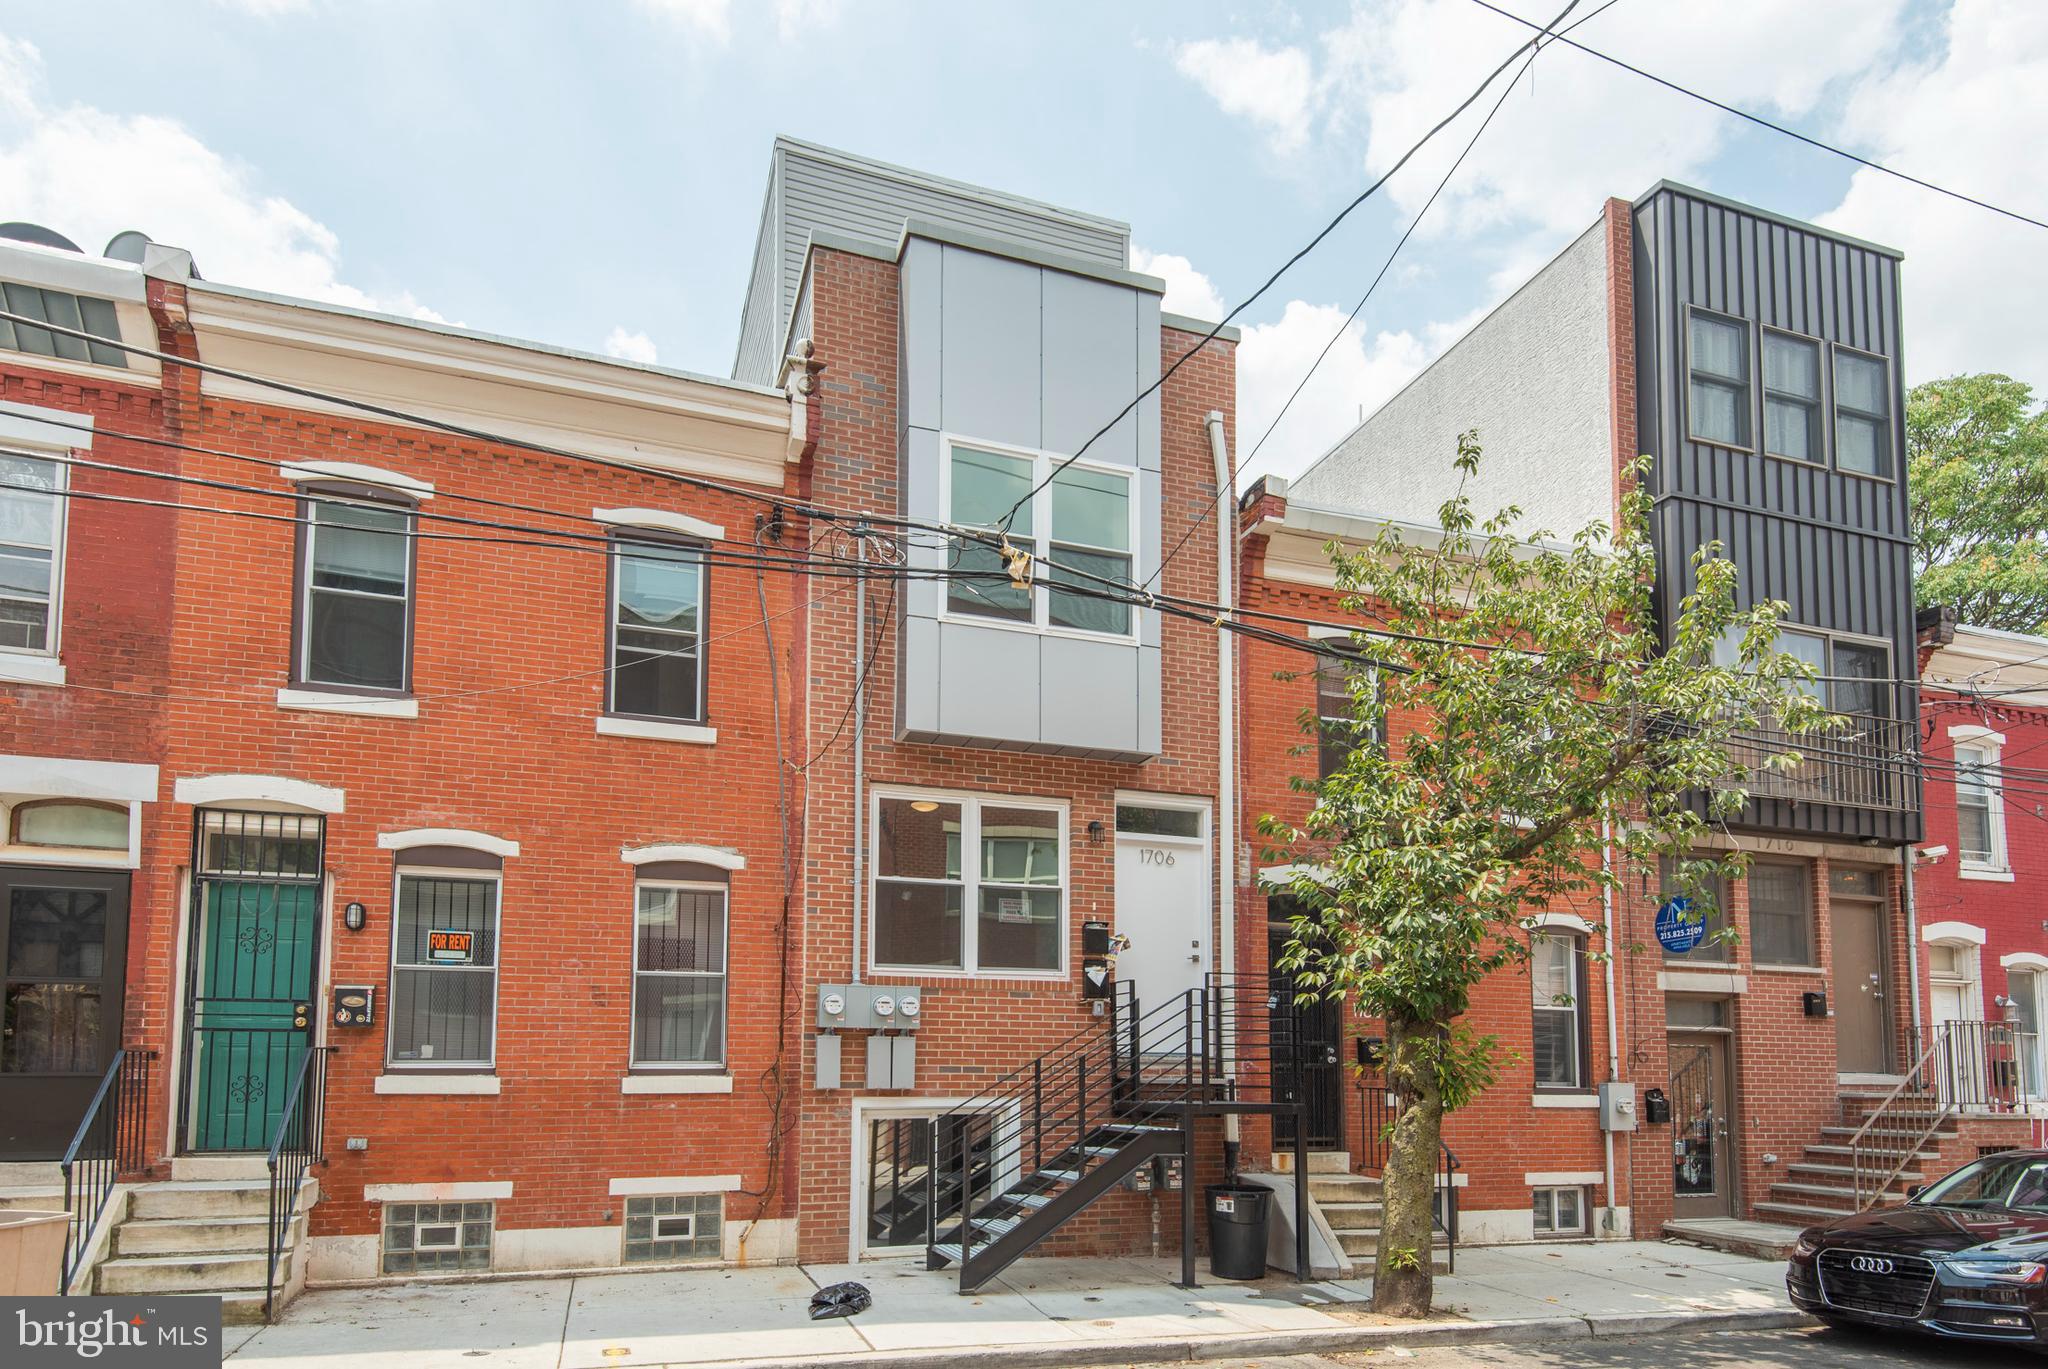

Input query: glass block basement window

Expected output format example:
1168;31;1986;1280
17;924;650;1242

623;1193;722;1263
382;1201;493;1274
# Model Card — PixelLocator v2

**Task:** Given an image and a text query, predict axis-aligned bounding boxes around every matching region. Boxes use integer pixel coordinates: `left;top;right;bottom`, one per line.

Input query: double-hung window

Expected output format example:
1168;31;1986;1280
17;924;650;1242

299;491;414;692
632;883;727;1067
872;792;1065;975
1834;349;1893;478
945;439;1135;638
1954;737;2006;870
388;870;499;1067
0;452;61;655
1530;932;1585;1090
609;536;705;722
1747;860;1813;967
1688;312;1751;448
1316;653;1383;781
1762;332;1822;463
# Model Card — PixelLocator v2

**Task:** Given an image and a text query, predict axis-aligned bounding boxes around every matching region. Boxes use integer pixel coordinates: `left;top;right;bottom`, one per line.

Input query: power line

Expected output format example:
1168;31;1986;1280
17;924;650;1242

988;0;1585;537
1467;0;2048;233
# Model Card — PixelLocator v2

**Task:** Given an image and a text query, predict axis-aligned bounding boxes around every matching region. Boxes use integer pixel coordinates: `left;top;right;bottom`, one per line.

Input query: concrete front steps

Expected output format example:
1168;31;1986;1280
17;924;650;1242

93;1157;318;1324
0;1162;67;1214
1305;1166;1452;1275
1752;1089;1954;1226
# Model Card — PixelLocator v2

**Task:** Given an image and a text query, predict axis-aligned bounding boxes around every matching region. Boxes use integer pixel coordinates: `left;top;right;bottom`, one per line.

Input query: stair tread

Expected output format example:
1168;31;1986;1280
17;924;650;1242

1755;1200;1867;1220
1805;1143;1940;1160
100;1250;266;1268
123;1214;271;1227
1786;1163;1923;1180
1769;1182;1861;1198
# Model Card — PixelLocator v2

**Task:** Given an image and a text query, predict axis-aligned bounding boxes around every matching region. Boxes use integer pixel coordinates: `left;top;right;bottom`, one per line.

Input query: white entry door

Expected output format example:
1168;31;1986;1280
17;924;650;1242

1112;799;1212;1012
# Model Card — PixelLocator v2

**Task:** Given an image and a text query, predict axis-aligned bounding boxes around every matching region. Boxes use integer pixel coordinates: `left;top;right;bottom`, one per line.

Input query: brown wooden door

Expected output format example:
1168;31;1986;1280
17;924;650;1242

1670;1034;1737;1218
1831;893;1891;1074
0;867;130;1158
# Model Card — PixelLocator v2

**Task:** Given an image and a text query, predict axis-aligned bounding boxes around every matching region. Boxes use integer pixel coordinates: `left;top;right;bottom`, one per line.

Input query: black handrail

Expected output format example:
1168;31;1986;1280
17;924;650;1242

58;1048;155;1294
264;1045;334;1321
1353;1073;1458;1273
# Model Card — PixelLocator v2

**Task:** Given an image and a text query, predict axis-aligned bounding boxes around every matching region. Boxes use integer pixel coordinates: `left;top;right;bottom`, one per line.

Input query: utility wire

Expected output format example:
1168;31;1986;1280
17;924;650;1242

1467;0;2048;233
988;0;1584;537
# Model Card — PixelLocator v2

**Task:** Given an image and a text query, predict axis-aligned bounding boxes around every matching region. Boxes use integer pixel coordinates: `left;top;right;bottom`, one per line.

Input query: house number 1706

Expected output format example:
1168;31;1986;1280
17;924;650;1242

1137;848;1177;866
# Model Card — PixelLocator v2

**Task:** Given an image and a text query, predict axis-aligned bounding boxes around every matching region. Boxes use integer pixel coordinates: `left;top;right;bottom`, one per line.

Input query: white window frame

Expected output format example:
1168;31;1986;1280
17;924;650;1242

1530;931;1586;1092
868;785;1069;979
0;445;67;665
1531;1184;1589;1236
1949;726;2009;877
629;879;729;1071
606;532;708;725
936;433;1141;644
385;864;502;1070
297;489;416;694
850;1096;1024;1259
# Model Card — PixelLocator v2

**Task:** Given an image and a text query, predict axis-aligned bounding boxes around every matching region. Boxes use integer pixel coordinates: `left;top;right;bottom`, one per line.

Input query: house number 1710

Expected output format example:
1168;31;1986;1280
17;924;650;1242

1137;848;1177;866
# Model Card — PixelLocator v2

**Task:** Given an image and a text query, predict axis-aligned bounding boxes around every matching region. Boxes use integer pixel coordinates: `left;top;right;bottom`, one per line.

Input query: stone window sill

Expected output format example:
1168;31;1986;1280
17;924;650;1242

621;1073;732;1095
1959;865;2015;883
595;716;718;745
0;652;64;687
279;687;419;718
374;1073;499;1095
1531;1093;1599;1109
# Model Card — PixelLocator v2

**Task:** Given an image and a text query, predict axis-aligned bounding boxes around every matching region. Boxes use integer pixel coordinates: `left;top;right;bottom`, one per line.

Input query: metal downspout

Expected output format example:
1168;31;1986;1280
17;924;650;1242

1601;816;1621;1235
1205;412;1238;1108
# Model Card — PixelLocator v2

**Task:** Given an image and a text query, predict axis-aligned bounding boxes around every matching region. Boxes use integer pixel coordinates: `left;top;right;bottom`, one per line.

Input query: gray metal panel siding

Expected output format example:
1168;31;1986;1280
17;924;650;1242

939;249;1043;447
733;157;786;384
1633;186;1920;843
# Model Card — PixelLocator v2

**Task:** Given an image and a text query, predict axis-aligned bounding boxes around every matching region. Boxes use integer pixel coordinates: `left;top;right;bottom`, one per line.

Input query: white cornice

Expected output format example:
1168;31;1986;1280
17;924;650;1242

183;286;794;487
1926;627;2048;706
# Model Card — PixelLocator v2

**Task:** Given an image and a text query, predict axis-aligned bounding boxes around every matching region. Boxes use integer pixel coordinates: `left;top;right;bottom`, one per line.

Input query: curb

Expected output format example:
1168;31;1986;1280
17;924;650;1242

698;1306;1819;1369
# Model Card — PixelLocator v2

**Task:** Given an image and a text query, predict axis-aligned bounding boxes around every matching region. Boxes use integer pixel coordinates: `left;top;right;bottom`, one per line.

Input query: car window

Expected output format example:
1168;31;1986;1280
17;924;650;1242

1917;1154;2048;1211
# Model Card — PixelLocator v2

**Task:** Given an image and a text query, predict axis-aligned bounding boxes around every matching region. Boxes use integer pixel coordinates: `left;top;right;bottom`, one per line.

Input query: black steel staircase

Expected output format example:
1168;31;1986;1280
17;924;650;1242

924;977;1310;1293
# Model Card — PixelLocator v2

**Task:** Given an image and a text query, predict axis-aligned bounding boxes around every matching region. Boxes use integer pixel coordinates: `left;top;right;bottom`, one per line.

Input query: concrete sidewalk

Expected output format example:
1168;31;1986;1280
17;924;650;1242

221;1240;1809;1369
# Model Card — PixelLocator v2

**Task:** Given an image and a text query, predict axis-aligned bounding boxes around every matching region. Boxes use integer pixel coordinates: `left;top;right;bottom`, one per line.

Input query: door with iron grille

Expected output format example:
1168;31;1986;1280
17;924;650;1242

1269;918;1343;1150
183;811;324;1152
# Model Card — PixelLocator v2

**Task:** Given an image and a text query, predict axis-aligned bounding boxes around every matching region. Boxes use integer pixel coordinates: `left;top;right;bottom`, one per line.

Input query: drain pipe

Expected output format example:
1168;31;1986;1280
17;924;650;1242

850;526;868;986
1600;815;1621;1235
1903;842;1922;1047
1205;411;1240;1148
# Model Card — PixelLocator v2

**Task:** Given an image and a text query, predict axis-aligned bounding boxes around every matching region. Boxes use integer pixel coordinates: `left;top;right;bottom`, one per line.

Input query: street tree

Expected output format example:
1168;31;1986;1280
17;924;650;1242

1261;438;1832;1317
1908;373;2048;634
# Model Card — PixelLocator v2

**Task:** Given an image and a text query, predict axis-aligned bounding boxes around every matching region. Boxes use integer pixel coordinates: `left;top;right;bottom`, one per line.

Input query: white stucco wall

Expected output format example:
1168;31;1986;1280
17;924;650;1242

1290;219;1613;539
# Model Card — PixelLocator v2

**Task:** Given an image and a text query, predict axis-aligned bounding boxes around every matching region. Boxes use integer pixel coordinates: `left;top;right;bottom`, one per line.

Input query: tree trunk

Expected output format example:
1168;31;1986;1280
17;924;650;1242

1372;1020;1447;1317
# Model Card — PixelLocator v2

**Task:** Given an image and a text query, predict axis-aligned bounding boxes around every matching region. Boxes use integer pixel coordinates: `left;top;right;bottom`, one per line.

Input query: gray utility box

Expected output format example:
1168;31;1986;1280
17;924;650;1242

866;1034;918;1090
816;984;926;1031
1597;1081;1638;1133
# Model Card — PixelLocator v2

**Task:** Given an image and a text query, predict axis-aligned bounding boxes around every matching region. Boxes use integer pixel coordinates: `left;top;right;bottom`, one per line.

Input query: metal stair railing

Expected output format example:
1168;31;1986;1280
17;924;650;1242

264;1045;334;1321
1352;1073;1459;1272
57;1048;156;1294
1849;1019;2027;1210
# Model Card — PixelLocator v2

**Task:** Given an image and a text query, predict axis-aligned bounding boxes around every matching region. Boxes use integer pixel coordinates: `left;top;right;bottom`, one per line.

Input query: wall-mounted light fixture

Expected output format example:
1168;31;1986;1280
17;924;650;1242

1086;820;1105;845
344;901;368;932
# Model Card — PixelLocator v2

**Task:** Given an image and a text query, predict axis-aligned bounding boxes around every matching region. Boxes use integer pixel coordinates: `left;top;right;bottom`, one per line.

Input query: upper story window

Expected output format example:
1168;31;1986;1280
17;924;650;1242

1687;312;1751;449
1834;349;1893;478
1761;332;1822;464
298;490;414;693
871;790;1065;977
0;284;127;369
1316;653;1384;781
609;536;705;723
1952;732;2007;872
0;452;63;655
1714;624;1891;718
945;439;1134;639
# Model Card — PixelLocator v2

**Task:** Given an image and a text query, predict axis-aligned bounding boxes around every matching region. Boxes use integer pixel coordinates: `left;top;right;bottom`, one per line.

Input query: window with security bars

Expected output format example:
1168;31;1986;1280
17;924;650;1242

0;283;127;368
1657;856;1730;963
632;885;727;1067
622;1193;722;1263
1530;932;1584;1090
388;874;498;1066
0;452;62;654
381;1201;492;1274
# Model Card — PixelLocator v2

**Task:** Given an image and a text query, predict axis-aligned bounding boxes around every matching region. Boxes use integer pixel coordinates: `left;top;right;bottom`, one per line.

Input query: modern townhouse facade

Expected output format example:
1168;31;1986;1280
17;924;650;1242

0;225;807;1310
1916;624;2048;1133
734;139;1250;1280
1258;182;2027;1251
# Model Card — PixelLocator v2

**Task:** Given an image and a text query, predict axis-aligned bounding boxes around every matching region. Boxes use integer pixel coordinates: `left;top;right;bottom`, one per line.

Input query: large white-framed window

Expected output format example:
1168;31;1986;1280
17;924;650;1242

631;881;727;1069
870;788;1067;978
1531;931;1586;1091
941;435;1137;641
2001;955;2048;1103
608;533;707;724
387;866;500;1069
297;487;415;694
1950;726;2009;876
0;449;64;658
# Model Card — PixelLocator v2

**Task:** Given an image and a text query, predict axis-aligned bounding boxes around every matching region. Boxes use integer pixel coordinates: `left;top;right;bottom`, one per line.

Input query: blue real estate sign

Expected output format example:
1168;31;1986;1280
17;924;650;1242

1655;895;1706;954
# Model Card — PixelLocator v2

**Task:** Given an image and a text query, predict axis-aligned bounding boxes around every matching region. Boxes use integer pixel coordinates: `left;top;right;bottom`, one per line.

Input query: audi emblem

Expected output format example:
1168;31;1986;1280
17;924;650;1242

1848;1255;1895;1275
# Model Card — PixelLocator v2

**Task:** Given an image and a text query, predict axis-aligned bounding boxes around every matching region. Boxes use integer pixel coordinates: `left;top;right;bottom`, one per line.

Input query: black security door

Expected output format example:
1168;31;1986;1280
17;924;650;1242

0;866;130;1158
1269;918;1343;1150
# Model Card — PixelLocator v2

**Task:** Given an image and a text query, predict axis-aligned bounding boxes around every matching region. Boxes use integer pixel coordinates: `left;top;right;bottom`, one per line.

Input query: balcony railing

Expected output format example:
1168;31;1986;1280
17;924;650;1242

1717;708;1917;813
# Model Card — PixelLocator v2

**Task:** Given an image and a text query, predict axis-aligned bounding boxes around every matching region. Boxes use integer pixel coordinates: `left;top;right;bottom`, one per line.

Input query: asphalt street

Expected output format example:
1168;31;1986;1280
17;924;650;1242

1120;1325;2037;1367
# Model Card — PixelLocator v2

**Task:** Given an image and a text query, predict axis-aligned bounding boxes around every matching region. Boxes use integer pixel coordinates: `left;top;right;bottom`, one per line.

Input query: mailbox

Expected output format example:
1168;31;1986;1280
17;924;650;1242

331;985;375;1028
1643;1087;1672;1125
1082;920;1114;1000
1802;991;1829;1018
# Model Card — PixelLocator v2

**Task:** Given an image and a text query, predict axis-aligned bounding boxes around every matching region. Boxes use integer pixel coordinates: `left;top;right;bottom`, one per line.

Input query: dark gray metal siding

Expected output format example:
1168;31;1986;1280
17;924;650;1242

1632;185;1921;844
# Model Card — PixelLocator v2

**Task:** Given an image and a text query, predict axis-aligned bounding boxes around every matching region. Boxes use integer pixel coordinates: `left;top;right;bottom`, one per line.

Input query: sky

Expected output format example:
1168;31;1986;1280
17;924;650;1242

2;0;2043;489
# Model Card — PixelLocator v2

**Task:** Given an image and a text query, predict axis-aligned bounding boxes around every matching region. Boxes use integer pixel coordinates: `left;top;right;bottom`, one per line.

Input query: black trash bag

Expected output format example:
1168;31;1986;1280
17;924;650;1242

808;1281;872;1320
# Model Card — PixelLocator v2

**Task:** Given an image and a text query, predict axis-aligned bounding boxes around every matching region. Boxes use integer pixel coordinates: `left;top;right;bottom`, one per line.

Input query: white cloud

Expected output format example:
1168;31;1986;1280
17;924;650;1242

1131;247;1226;321
774;0;844;42
1818;0;2048;386
1172;37;1318;156
0;33;439;321
603;327;660;364
633;0;732;43
209;0;313;15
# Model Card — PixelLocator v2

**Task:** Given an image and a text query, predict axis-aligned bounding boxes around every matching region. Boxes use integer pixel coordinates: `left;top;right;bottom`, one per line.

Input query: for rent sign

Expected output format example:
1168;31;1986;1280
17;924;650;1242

6;1297;220;1367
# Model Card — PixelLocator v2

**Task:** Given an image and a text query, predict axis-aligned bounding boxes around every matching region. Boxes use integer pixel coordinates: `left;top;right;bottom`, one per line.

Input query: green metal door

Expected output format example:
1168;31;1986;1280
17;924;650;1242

189;879;318;1151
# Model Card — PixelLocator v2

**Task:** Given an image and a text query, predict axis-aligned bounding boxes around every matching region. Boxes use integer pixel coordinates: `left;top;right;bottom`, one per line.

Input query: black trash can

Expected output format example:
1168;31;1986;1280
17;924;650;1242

1204;1184;1271;1280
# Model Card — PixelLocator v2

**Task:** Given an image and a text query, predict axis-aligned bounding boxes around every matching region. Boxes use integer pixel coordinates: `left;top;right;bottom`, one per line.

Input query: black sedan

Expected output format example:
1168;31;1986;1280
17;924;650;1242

1788;1148;2048;1350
